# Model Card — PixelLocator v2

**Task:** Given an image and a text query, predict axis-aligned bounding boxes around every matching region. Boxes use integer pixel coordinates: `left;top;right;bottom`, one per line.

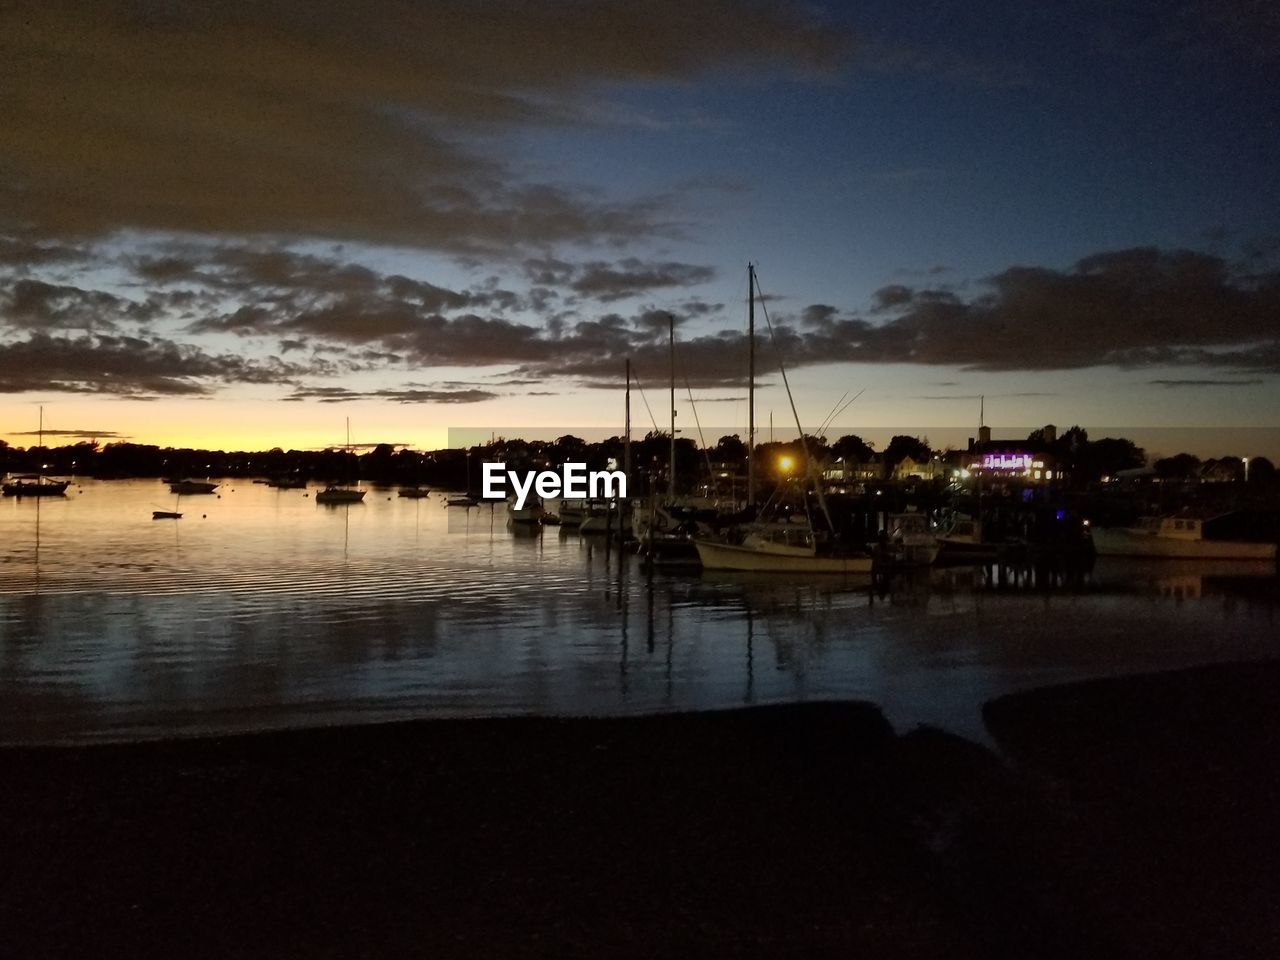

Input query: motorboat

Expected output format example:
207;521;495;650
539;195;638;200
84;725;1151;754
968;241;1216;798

397;487;431;498
1092;515;1276;560
315;485;366;504
880;512;940;566
168;479;218;495
935;516;998;560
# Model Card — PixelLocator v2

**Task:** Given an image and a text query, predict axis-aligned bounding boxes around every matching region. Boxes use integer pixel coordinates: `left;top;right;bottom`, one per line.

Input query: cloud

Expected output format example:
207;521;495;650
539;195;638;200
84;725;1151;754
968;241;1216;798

10;428;128;439
820;248;1280;373
7;243;1279;400
1;279;158;332
569;259;716;301
3;1;850;254
285;385;498;404
0;237;86;267
1149;378;1265;388
0;333;321;396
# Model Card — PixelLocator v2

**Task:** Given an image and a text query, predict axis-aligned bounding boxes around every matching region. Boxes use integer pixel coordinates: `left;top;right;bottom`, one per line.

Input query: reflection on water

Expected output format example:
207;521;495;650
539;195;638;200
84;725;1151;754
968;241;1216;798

2;479;1277;744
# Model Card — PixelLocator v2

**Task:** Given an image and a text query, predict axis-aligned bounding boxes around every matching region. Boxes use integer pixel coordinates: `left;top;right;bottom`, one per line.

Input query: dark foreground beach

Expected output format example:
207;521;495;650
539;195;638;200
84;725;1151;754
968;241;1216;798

4;662;1280;959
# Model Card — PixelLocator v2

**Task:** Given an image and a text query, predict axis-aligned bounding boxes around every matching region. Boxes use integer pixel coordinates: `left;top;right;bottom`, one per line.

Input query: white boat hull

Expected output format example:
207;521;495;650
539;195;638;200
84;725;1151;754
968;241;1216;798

1092;527;1276;560
694;539;873;573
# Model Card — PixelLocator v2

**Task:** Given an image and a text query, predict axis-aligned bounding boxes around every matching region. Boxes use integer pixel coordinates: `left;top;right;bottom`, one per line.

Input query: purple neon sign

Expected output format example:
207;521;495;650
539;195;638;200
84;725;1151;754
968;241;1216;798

981;453;1033;471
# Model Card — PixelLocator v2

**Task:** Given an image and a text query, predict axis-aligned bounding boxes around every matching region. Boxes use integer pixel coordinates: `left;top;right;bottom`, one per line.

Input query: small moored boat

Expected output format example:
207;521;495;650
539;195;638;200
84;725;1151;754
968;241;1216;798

168;479;218;495
3;475;70;497
1092;514;1276;560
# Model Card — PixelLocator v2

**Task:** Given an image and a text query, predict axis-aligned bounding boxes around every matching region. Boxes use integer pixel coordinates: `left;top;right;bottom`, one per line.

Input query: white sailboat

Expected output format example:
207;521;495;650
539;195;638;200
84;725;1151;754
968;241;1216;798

693;264;872;574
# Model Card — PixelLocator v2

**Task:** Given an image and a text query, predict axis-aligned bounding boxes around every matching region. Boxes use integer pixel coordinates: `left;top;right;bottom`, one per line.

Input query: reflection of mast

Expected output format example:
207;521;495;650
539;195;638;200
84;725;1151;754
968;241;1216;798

668;314;676;500
33;492;41;593
747;263;756;506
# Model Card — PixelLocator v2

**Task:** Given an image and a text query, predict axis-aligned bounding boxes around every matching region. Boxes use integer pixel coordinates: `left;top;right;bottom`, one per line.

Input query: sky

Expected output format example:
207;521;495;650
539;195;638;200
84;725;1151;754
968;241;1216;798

2;0;1279;458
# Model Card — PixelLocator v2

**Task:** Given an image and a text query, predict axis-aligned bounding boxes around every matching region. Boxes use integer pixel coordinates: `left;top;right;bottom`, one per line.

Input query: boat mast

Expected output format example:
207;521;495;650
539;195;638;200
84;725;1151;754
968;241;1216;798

747;263;755;506
668;314;676;500
624;358;632;488
752;268;835;534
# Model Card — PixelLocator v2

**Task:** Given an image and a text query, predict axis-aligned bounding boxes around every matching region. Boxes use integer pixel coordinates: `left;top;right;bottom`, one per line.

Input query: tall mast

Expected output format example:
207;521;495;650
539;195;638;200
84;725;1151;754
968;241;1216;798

668;314;676;500
747;263;756;506
624;358;632;487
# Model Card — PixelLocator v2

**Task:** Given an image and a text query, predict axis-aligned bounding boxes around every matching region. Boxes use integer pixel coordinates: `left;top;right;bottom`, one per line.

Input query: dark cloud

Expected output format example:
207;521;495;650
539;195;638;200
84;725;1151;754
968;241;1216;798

7;244;1278;400
801;304;839;325
4;1;849;253
815;248;1280;373
0;333;322;396
871;285;913;311
10;428;127;439
2;279;158;332
570;258;716;301
0;236;86;267
1149;378;1265;388
285;385;498;404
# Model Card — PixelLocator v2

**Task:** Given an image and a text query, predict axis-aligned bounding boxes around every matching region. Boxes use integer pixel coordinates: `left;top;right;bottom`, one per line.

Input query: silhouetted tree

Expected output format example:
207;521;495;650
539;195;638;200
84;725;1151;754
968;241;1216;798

883;435;932;468
1155;453;1202;479
1247;456;1276;485
831;434;874;462
711;434;747;464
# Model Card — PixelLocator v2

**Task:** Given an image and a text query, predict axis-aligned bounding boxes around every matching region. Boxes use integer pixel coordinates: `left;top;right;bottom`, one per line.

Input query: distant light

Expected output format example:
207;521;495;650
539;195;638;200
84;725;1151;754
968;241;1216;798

778;455;794;473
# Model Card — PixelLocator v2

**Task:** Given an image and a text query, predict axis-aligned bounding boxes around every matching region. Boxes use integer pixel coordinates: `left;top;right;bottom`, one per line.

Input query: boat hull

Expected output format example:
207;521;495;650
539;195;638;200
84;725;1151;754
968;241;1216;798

169;481;218;494
315;488;365;504
1092;528;1276;560
2;481;69;497
694;539;873;573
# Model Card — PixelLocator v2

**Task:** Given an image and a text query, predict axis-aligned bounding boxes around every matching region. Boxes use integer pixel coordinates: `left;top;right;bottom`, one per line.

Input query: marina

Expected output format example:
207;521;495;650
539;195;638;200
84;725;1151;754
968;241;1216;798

1;477;1276;746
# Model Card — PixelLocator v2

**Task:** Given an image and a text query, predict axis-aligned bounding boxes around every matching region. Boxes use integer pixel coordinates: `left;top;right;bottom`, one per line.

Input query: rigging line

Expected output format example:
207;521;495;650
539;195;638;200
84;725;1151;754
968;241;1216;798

828;388;866;430
682;374;715;481
815;390;849;438
629;366;662;433
754;271;835;534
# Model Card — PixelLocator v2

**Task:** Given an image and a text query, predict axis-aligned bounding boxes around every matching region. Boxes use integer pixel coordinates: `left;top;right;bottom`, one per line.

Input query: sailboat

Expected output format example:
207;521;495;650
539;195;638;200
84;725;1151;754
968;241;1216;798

3;407;70;497
315;419;366;504
693;264;872;574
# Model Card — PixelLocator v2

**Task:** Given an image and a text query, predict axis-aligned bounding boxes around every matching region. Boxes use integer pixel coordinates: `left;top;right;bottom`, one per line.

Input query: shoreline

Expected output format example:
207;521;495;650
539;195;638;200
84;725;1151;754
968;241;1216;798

4;662;1280;957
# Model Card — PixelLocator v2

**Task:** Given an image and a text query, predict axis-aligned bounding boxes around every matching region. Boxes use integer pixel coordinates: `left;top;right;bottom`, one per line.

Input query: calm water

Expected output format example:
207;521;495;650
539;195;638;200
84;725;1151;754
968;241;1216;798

2;478;1277;745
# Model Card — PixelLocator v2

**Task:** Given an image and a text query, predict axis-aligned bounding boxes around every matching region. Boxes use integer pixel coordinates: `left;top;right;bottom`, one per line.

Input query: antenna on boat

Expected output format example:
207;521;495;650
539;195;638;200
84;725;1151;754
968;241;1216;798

624;358;632;489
